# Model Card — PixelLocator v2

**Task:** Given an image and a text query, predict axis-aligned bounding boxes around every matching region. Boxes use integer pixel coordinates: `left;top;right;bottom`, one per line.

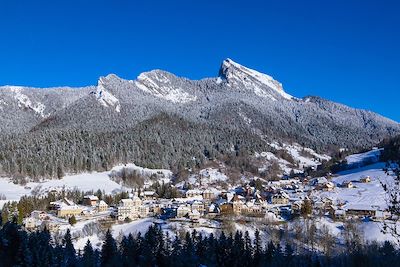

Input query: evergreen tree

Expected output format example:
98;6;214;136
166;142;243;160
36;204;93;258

253;229;263;266
69;215;77;226
63;229;77;266
101;229;118;267
82;239;96;267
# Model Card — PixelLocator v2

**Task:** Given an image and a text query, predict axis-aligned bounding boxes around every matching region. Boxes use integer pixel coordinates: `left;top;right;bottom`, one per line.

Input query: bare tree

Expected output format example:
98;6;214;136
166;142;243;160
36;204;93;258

381;163;400;244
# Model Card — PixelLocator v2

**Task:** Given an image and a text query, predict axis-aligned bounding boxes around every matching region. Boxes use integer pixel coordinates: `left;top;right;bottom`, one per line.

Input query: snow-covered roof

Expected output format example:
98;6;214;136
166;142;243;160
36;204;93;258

191;209;200;216
98;200;108;206
84;195;99;201
344;204;378;211
120;199;134;204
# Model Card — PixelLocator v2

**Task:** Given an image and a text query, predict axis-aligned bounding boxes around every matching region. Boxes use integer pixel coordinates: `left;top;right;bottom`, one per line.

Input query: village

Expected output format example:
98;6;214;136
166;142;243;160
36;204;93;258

20;166;393;237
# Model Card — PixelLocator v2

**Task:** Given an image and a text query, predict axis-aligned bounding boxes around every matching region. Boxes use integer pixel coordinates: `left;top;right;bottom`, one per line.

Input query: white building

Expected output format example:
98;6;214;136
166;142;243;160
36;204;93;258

117;197;149;221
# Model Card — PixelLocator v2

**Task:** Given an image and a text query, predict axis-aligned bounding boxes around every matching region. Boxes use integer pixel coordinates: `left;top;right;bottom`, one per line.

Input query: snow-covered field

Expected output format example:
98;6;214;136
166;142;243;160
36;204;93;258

316;162;391;210
0;163;172;209
345;148;382;166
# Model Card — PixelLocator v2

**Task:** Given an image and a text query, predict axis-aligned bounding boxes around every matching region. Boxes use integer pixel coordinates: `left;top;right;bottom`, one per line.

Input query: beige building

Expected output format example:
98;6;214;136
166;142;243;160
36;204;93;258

58;205;82;218
51;199;82;218
97;200;109;212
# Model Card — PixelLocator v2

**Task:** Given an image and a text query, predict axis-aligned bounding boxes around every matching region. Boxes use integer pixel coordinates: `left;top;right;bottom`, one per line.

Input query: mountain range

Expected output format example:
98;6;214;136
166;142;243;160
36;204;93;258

0;59;399;178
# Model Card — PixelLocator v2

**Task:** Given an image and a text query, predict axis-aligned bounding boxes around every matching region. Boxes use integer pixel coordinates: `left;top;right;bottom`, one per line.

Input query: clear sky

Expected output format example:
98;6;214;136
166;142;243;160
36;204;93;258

0;0;399;121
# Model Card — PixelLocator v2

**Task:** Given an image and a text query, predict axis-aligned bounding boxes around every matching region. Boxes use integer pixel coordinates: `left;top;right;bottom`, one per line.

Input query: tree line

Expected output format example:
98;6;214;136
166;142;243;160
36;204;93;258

1;220;400;267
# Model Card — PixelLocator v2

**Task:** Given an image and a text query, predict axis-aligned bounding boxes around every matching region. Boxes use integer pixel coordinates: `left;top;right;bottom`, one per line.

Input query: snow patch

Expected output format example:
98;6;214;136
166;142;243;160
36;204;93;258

10;87;49;117
93;77;121;112
135;72;197;103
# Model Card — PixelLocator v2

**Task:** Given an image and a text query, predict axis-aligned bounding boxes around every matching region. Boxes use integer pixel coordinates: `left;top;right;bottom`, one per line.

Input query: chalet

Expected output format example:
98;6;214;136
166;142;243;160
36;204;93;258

341;181;354;188
373;210;390;221
360;176;371;183
141;191;158;200
318;182;335;191
83;195;99;206
311;177;334;191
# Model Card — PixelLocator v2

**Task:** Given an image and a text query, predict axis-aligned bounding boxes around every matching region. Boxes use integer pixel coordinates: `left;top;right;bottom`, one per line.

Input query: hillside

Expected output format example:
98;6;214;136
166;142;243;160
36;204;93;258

0;59;399;179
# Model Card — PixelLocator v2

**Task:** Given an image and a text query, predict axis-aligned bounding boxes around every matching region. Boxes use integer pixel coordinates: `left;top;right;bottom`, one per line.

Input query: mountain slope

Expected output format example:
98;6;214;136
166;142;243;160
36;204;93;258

0;59;399;178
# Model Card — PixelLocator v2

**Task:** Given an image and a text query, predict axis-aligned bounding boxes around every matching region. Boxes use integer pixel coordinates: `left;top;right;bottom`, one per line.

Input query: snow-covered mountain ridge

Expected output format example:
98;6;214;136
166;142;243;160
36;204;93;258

0;58;399;177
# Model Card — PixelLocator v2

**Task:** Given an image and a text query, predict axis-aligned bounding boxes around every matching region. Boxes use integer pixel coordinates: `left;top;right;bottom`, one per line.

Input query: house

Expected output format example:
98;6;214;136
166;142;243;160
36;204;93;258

31;210;48;220
189;210;201;221
232;195;244;214
24;217;38;230
345;204;378;217
270;191;290;205
97;200;109;212
334;209;346;220
83;195;99;206
208;203;220;215
360;176;371;183
291;201;303;215
219;203;233;214
176;205;191;218
202;189;215;200
341;181;354;188
190;200;205;214
318;182;335;191
141;191;158;200
41;220;59;232
242;202;264;215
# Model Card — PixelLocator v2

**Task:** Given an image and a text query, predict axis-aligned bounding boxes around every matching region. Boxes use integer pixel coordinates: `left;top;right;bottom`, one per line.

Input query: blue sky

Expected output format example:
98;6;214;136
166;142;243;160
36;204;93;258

0;0;399;121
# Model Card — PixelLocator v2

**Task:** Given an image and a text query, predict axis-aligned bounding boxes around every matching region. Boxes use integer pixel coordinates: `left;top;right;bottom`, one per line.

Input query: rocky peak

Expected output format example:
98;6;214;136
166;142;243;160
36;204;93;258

218;58;293;101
